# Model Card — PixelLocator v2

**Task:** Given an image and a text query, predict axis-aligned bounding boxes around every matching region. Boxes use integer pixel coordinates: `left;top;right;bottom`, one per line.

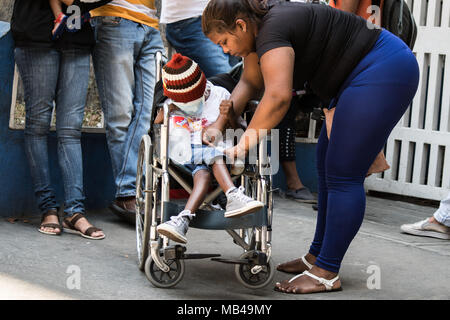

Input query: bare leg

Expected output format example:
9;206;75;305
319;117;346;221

276;253;317;274
211;158;235;193
281;161;304;190
184;170;211;213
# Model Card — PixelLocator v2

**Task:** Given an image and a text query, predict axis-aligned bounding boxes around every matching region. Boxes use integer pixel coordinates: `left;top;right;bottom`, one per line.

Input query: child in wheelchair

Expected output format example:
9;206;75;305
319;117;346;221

154;53;264;244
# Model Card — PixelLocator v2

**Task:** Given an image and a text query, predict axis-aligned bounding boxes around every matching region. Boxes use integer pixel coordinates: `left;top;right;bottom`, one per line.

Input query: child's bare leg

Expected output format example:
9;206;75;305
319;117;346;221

211;158;235;193
184;170;211;212
156;169;210;244
49;0;63;18
212;158;265;218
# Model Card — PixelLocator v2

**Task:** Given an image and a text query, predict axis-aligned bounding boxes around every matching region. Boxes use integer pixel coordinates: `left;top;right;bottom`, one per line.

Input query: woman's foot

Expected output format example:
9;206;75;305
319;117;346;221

39;209;62;235
63;213;105;239
276;253;316;274
274;265;342;294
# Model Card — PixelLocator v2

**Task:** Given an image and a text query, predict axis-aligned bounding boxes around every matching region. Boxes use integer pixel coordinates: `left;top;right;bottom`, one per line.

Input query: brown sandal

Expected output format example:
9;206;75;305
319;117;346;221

63;213;105;240
39;209;62;236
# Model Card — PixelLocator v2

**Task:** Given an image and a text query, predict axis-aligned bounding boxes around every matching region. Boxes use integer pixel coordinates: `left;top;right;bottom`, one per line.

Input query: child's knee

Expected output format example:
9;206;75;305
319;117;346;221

194;169;211;181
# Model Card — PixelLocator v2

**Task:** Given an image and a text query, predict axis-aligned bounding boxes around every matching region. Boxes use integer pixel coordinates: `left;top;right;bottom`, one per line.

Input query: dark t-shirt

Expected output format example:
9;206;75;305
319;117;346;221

256;2;381;100
11;0;112;49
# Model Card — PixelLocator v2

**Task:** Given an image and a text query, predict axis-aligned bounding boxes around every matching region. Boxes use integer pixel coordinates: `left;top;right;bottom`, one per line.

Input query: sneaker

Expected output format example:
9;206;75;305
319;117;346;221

157;210;195;244
400;218;450;240
285;187;317;204
224;186;264;218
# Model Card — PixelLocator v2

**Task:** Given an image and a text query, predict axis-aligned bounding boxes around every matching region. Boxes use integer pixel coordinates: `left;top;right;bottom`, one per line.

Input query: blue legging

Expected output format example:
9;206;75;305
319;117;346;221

308;30;419;273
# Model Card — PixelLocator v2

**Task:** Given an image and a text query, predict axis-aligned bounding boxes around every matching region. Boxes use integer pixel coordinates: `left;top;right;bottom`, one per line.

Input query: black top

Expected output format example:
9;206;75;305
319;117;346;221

256;2;381;100
11;0;112;50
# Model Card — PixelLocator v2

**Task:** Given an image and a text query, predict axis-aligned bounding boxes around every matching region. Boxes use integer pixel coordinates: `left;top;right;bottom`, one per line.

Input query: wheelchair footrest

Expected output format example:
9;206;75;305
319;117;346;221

163;245;221;260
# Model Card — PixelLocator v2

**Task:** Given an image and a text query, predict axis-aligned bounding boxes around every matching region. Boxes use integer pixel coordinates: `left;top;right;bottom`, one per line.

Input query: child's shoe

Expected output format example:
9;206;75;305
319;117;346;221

224;186;264;218
52;13;68;40
156;210;195;244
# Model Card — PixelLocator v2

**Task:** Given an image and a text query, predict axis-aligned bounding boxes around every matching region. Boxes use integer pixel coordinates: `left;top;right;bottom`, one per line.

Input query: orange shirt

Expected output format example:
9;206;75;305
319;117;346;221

330;0;384;24
91;0;159;29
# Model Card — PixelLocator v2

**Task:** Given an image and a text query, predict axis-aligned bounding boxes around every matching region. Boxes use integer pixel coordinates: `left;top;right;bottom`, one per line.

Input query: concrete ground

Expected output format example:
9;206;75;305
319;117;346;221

0;194;449;300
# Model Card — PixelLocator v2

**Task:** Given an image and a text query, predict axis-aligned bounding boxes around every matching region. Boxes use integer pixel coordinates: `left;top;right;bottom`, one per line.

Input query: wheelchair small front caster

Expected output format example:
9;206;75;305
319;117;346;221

144;255;185;288
235;251;274;289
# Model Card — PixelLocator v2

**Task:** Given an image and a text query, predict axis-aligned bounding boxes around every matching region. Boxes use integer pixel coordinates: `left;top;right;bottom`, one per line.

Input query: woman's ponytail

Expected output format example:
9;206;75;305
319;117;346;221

202;0;269;36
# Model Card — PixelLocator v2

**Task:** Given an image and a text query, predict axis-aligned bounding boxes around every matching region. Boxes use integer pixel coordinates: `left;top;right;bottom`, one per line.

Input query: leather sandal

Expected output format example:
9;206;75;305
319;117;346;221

38;209;62;236
63;213;105;240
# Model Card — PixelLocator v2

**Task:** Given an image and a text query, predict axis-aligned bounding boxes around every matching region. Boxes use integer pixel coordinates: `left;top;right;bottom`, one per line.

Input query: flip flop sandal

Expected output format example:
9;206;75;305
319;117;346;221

63;213;105;240
277;255;313;274
38;209;62;236
275;271;342;294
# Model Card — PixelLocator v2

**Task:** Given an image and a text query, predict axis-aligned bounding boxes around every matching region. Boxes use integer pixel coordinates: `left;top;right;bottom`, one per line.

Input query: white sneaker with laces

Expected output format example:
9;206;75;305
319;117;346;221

157;210;195;244
400;218;450;240
224;186;264;218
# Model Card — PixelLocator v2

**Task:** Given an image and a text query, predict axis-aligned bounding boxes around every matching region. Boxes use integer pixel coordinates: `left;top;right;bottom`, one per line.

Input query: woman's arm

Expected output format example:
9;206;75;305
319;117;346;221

227;47;295;157
202;53;263;145
336;0;361;13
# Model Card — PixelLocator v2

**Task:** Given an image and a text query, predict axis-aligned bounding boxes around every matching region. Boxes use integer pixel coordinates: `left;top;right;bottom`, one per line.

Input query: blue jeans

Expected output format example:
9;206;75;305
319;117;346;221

165;16;239;78
91;17;164;198
434;192;450;227
14;47;90;217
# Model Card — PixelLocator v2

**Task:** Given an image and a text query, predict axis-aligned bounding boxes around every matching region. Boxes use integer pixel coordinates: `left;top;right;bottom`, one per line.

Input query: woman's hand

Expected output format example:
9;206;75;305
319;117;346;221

224;143;248;163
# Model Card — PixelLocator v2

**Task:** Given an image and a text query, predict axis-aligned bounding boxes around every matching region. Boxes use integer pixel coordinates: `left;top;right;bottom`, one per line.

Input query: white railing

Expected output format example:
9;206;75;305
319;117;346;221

365;0;450;200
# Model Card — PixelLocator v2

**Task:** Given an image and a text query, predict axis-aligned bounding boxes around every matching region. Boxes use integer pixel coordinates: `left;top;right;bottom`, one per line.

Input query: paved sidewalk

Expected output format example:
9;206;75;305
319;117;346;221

0;195;449;300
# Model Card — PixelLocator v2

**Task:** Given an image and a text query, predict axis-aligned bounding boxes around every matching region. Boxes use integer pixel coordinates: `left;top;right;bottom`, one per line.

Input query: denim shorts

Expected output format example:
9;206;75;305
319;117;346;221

183;144;225;177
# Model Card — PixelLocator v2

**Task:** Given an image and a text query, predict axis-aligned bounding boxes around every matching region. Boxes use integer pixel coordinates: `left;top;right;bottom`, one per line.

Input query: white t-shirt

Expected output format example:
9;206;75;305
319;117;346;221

166;81;245;147
160;0;209;24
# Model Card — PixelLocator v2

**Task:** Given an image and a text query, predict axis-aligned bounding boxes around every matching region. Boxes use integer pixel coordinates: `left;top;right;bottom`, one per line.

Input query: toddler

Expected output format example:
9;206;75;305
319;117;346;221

155;53;264;244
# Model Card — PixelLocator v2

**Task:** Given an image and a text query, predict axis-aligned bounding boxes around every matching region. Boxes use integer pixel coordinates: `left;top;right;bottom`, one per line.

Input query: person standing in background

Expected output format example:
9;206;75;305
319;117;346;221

160;0;238;78
11;0;110;239
401;193;450;240
90;1;164;223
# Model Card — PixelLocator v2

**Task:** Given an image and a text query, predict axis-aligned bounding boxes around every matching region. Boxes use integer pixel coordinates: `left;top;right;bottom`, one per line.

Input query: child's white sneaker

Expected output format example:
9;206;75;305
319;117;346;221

224;186;264;218
157;210;195;244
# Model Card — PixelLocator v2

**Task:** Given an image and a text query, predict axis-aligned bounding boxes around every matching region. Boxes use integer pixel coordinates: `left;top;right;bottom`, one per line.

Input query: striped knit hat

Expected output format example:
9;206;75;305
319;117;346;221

162;53;207;105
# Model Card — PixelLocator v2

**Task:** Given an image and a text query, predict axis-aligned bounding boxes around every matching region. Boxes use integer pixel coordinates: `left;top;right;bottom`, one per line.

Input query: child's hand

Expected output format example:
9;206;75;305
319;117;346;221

202;124;221;147
219;100;236;122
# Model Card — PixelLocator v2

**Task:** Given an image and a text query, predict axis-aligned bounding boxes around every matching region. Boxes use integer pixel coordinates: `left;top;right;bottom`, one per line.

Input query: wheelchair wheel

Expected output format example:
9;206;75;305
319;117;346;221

136;135;152;271
144;255;185;288
235;251;275;289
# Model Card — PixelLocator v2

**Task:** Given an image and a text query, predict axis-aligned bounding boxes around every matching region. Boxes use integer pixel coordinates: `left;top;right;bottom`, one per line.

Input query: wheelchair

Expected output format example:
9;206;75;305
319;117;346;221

135;52;275;289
